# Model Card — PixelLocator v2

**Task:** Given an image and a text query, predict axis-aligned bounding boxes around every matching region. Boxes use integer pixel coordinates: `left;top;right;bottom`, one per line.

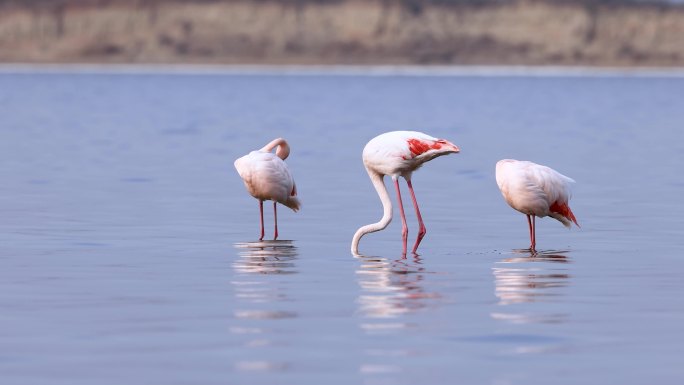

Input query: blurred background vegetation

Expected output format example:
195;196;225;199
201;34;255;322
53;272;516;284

1;0;683;65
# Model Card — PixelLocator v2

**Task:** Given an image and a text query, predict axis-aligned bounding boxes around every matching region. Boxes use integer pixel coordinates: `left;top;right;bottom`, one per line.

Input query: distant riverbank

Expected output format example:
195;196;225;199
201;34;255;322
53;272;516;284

1;0;684;66
3;63;684;77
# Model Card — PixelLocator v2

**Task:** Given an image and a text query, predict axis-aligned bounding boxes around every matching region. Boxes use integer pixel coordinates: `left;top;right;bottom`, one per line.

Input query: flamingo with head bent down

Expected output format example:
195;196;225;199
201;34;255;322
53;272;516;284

351;131;460;256
495;159;579;251
235;138;300;241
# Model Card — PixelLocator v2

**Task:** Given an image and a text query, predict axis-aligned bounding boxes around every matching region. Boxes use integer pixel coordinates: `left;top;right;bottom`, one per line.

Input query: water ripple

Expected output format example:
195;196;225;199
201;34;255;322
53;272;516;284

233;240;298;275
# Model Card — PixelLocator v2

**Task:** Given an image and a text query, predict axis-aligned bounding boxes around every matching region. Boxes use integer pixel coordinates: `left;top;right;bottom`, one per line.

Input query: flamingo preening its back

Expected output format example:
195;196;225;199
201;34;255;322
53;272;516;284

495;159;579;251
351;131;460;256
235;138;300;240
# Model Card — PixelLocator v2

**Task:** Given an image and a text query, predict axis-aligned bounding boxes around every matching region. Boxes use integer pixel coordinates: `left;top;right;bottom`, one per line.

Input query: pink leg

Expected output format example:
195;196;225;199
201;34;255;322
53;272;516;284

406;180;426;254
273;202;279;240
394;179;408;255
526;214;536;251
532;216;536;251
259;200;265;241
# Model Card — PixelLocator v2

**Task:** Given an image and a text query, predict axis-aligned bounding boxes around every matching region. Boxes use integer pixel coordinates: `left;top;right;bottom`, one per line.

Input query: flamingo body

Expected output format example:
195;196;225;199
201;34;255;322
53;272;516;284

235;138;300;240
495;159;579;250
235;150;300;210
351;131;460;255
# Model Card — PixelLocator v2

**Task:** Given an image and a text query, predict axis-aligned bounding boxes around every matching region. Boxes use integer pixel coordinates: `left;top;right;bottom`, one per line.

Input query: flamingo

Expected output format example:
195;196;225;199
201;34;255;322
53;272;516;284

351;131;460;256
234;138;300;240
495;159;579;251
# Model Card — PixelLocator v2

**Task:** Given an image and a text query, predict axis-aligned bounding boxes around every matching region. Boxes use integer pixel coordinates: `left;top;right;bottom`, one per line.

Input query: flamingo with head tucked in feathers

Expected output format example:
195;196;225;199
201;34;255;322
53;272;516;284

495;159;579;251
235;138;300;240
351;131;460;256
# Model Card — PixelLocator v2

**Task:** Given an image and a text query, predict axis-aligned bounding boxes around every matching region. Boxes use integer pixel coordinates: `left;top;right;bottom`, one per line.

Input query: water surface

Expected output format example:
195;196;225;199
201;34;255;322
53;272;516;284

1;67;683;384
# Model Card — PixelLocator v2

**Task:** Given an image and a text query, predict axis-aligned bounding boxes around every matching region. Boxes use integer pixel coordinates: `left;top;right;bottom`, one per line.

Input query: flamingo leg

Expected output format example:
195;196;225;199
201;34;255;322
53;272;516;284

526;214;536;251
406;180;426;254
259;200;265;241
273;202;279;240
532;216;536;251
393;178;408;255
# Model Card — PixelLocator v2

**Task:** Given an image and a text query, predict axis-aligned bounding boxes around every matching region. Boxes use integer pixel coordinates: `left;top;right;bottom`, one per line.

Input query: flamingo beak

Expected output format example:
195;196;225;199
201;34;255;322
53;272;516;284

435;139;460;153
447;141;460;153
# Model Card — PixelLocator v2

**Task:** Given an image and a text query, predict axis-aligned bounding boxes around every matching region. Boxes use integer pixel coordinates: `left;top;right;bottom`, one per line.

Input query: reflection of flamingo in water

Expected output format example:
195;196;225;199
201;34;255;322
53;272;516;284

234;240;298;275
231;240;300;322
496;160;579;251
356;254;438;319
235;138;301;241
491;250;571;324
351;131;460;256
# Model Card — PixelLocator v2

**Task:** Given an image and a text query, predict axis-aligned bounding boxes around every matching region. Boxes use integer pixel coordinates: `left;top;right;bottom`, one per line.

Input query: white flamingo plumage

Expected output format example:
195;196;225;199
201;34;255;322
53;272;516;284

495;159;579;250
235;138;300;240
351;131;460;256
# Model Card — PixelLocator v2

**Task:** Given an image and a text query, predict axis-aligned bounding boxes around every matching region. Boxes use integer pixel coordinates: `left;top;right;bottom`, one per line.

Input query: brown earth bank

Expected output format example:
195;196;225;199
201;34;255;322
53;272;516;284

1;0;683;66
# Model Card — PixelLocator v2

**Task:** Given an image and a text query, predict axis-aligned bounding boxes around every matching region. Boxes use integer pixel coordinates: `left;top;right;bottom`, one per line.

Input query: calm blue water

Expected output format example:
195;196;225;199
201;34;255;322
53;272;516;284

1;67;683;384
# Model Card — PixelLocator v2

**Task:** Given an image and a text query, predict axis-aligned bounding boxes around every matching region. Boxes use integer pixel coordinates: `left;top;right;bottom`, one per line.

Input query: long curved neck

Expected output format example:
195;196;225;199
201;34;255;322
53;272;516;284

260;138;290;160
351;170;393;255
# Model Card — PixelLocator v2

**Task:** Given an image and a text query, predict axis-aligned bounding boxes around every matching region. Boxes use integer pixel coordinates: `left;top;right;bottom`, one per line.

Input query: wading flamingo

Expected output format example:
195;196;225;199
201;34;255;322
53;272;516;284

495;159;579;251
351;131;460;256
235;138;300;240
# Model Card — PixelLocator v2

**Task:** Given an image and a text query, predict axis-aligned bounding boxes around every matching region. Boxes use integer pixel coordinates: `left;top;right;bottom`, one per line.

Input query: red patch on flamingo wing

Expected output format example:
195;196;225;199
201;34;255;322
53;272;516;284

408;138;443;156
550;201;580;227
291;185;297;196
407;139;430;155
431;139;447;150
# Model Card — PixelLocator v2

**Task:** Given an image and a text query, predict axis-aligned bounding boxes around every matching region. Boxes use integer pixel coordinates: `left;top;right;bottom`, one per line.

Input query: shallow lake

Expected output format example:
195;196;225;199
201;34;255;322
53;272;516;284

1;66;683;384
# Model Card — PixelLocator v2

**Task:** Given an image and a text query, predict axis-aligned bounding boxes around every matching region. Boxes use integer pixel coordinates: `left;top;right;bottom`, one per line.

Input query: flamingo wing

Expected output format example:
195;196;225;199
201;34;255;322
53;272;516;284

496;160;548;215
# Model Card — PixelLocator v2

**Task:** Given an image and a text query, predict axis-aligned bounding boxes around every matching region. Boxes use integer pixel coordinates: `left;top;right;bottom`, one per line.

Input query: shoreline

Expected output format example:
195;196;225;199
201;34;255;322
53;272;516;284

2;63;684;78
